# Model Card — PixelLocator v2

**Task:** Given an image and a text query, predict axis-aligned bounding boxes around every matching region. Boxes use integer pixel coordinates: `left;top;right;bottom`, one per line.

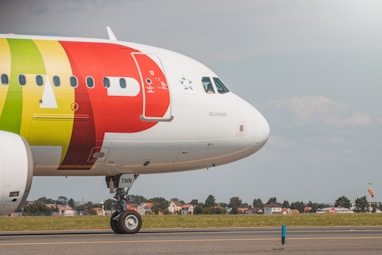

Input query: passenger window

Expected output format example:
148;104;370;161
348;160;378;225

53;76;61;86
213;77;230;94
70;76;78;88
119;78;126;89
86;76;94;88
1;74;9;85
103;77;110;88
36;75;44;86
19;74;26;86
202;77;215;94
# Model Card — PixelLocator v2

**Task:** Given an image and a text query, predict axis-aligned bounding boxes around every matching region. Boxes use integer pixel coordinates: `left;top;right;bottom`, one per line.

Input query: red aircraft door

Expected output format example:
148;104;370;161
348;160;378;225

131;52;172;121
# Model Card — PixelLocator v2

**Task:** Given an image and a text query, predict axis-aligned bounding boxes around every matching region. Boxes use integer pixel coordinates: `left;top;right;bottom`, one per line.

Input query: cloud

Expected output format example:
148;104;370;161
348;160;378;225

268;136;295;149
25;0;125;14
269;95;372;128
377;113;382;126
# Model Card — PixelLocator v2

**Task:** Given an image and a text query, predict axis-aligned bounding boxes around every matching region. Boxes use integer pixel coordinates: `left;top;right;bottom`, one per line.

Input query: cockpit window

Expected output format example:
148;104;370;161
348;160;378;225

202;77;215;94
213;77;230;94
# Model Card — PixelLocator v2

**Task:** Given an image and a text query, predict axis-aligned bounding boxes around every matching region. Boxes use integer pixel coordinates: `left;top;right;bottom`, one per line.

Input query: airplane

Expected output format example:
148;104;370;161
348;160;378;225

0;27;270;234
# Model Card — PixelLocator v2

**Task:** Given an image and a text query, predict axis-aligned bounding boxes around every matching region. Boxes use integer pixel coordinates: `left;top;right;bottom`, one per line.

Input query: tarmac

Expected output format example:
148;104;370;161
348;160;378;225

1;226;382;255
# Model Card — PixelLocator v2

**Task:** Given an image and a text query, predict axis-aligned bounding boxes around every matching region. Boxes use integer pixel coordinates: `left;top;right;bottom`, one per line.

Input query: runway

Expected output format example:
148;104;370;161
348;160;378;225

1;227;382;255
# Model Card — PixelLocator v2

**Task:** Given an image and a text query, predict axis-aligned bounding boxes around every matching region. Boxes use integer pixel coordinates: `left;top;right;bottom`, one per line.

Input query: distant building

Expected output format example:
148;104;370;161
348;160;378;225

264;203;283;215
141;202;154;215
281;208;300;214
304;207;312;213
316;207;353;214
56;205;75;216
237;207;249;214
126;202;139;212
181;204;194;215
93;208;105;216
249;207;264;214
168;201;182;214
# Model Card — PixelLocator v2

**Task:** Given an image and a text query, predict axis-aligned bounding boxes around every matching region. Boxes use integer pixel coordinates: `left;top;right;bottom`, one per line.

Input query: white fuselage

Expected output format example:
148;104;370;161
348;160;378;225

0;34;270;177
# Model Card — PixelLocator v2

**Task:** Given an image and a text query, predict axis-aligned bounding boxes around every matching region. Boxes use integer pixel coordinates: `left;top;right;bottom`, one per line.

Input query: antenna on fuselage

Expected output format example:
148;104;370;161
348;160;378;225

106;26;117;41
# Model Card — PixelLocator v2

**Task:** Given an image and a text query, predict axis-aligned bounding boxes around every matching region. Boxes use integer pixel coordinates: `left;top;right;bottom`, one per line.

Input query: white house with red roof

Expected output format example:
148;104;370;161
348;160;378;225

181;204;194;215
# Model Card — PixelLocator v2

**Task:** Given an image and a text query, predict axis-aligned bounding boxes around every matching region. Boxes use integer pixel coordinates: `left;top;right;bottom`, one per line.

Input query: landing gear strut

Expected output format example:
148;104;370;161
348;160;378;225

106;174;141;234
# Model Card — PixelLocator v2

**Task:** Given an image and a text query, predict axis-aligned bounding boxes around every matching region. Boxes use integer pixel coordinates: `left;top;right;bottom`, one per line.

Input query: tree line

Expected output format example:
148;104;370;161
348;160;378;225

21;193;380;216
22;195;382;216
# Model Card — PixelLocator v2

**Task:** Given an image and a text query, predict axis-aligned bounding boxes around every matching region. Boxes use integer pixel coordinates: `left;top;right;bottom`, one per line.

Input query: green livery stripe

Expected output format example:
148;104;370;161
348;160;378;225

0;39;46;134
0;38;11;117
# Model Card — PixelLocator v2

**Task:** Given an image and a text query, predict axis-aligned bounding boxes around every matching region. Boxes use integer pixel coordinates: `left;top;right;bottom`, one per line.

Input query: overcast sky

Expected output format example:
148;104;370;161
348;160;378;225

1;0;381;205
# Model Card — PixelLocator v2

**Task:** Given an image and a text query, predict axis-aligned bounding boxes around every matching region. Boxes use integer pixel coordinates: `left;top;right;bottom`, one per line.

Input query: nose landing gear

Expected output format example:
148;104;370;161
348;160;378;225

110;209;142;234
106;174;142;234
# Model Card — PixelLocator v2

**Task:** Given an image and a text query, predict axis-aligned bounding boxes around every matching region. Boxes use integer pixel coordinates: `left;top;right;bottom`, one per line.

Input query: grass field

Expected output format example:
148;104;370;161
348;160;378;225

1;214;382;232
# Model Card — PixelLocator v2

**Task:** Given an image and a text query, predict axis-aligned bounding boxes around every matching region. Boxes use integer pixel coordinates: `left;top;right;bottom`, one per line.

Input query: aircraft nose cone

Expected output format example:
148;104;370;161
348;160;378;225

255;110;270;149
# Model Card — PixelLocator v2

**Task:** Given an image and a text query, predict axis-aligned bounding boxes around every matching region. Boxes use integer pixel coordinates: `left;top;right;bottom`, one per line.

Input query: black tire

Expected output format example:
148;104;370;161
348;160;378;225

110;211;124;234
118;210;142;234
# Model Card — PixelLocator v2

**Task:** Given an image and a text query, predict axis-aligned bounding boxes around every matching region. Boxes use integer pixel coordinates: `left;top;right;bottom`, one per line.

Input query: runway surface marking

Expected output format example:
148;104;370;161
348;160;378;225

1;236;382;247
